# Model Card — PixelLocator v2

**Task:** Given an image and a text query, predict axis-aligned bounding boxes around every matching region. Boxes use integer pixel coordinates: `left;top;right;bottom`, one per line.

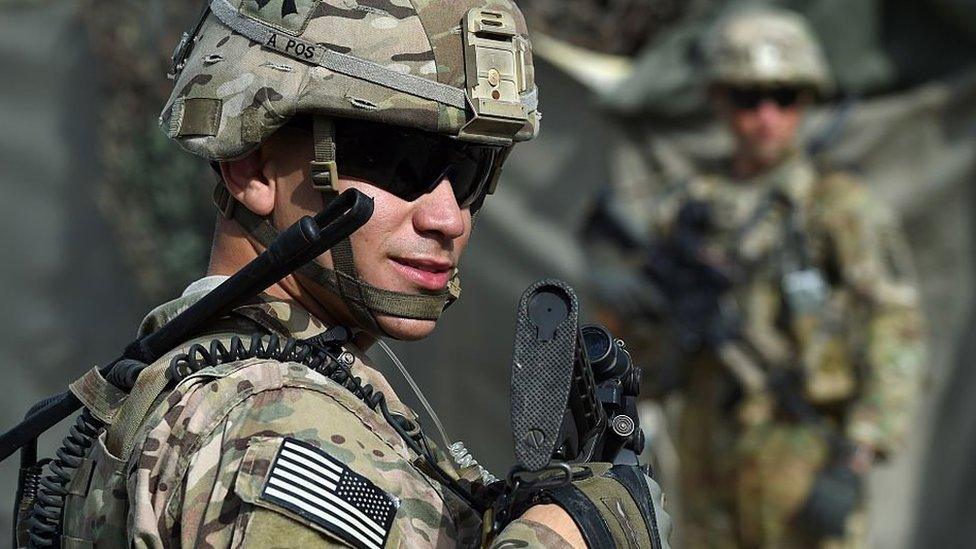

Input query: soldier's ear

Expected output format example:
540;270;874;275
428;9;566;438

219;149;276;216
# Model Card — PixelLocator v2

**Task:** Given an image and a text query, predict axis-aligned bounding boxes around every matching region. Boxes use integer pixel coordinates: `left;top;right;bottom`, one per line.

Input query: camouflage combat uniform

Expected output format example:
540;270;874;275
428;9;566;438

39;0;673;546
62;280;570;547
624;152;925;548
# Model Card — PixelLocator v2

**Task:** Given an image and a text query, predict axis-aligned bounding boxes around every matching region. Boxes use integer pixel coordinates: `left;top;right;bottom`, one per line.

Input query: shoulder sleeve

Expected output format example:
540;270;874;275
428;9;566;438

816;174;927;456
816;174;919;306
129;360;470;548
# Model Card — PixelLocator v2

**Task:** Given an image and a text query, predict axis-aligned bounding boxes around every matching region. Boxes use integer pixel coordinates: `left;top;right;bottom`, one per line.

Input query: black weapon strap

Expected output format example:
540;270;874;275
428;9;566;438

547;483;615;547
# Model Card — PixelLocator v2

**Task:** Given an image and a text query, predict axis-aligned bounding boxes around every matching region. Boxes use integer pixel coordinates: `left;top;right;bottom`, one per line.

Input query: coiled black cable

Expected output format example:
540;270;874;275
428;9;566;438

14;457;48;547
168;330;483;511
18;460;47;511
26;409;103;547
23;329;481;547
168;332;340;382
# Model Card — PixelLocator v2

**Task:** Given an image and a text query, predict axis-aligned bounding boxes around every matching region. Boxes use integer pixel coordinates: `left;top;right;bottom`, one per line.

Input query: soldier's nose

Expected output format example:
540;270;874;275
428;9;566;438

413;178;465;240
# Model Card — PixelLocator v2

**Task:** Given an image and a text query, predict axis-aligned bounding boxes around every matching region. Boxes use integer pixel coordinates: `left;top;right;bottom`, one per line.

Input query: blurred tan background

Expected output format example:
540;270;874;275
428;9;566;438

1;0;974;546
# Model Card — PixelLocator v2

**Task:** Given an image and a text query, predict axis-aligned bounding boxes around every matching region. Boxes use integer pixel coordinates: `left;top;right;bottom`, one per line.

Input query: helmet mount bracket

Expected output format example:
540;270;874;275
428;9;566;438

459;8;529;146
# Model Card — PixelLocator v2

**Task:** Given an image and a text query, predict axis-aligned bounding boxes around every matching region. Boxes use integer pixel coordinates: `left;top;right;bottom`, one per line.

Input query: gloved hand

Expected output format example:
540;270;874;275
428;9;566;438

547;463;672;549
796;462;861;538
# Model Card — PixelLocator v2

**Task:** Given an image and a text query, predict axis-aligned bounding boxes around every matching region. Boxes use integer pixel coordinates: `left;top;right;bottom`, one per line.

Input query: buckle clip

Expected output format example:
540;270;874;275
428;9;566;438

459;8;529;145
169;32;193;80
168;5;212;80
311;160;339;192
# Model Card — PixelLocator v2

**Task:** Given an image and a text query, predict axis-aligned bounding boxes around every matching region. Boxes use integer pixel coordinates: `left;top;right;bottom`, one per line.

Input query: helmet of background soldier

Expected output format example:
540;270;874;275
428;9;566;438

701;6;833;94
159;0;540;335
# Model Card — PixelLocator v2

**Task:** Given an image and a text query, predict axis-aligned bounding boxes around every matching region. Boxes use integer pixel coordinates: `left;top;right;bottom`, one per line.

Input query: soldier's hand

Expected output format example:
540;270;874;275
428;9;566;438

797;462;862;538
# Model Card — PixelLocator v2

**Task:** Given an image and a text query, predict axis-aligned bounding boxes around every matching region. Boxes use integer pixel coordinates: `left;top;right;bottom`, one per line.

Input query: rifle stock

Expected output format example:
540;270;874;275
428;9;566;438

509;279;644;472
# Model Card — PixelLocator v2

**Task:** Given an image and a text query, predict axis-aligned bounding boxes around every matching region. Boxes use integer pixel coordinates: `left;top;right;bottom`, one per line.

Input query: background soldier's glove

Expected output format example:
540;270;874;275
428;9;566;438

796;462;861;538
547;463;672;549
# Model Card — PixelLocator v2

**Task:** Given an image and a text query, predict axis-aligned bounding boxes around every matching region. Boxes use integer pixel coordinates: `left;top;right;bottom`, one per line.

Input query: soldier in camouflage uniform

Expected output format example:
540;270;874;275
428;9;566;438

40;0;673;547
584;6;925;548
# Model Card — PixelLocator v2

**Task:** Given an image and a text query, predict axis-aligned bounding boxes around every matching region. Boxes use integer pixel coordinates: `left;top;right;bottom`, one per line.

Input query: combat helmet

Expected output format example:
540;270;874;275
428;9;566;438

702;6;833;93
160;0;540;335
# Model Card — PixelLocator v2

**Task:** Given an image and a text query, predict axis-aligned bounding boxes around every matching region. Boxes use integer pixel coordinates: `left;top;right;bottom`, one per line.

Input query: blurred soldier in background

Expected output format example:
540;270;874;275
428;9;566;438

584;6;926;548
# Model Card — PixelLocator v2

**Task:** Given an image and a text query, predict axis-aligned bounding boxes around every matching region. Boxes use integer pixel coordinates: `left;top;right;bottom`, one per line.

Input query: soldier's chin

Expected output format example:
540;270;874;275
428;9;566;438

374;314;438;341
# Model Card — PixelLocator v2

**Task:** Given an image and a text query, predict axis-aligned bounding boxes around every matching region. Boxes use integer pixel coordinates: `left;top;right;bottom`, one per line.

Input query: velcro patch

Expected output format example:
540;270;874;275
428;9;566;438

261;437;398;549
240;0;318;35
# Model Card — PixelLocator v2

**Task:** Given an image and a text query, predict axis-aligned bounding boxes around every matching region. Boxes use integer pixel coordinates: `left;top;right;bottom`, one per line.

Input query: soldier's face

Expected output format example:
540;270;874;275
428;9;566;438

267;128;472;340
716;86;807;168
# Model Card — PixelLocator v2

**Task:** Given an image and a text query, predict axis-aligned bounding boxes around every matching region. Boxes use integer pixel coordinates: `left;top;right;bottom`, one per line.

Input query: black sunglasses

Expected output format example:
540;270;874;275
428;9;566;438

334;120;504;212
725;87;802;110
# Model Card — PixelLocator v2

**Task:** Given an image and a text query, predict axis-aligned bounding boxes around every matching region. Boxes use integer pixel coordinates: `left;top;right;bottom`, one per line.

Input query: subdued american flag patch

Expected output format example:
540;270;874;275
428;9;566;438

261;437;399;549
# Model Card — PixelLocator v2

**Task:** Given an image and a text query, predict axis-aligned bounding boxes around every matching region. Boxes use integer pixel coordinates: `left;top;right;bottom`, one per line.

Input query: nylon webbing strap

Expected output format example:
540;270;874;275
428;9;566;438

548;483;615;548
68;367;129;425
329;237;379;331
313;116;335;161
311;117;339;193
208;0;466;109
323;264;450;319
230;198;280;248
230;204;450;320
105;358;174;459
206;0;539;114
309;115;379;330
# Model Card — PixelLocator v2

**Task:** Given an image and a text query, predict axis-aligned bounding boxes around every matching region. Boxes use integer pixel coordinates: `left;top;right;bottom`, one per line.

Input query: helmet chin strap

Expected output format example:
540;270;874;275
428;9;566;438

211;115;460;337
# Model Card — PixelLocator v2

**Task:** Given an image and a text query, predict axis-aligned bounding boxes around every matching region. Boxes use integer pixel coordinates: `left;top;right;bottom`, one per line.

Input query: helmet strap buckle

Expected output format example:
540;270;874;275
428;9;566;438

168;32;193;80
311;117;339;196
168;4;213;80
311;160;339;194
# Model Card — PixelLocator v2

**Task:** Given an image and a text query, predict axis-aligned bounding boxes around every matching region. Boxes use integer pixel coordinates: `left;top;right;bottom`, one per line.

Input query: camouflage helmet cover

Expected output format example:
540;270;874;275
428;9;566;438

161;0;540;161
702;6;833;93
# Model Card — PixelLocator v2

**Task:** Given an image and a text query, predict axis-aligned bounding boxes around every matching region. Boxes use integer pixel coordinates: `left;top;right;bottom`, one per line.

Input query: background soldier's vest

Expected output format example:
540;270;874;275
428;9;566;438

679;156;859;412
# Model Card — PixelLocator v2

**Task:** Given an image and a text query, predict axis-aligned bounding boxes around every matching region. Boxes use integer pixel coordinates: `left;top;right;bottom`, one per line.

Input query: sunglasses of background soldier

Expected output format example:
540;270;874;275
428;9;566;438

722;86;811;111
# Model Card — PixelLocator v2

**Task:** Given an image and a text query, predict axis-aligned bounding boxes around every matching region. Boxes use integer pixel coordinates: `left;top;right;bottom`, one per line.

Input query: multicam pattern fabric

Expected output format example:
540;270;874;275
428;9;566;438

161;0;540;162
702;6;833;92
594;152;925;548
64;292;568;547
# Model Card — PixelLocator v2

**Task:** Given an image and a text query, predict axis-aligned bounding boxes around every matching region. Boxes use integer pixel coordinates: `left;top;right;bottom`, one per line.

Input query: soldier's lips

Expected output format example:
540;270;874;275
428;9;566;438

389;257;452;291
